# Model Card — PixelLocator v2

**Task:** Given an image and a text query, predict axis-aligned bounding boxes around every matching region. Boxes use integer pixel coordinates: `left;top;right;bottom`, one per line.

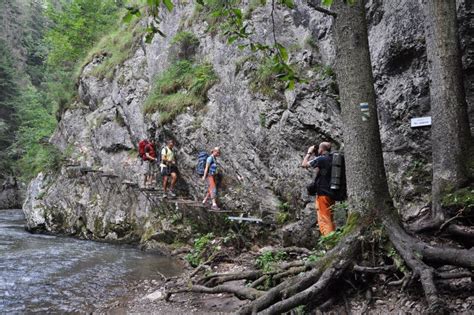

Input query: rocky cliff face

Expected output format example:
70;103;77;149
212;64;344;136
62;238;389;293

0;177;22;209
23;0;473;246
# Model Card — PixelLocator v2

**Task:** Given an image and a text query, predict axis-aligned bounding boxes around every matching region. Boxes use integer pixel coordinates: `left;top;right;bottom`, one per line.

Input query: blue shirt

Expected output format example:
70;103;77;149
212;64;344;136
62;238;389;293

206;155;218;175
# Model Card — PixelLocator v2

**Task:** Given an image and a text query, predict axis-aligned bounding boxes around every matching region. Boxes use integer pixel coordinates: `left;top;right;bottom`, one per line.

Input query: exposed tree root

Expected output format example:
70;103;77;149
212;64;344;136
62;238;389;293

166;210;472;314
412;240;474;268
435;270;473;279
272;266;309;282
238;226;363;314
445;224;474;239
438;209;467;232
250;275;269;289
318;296;336;312
385;215;450;313
353;264;396;273
259;266;339;315
409;211;444;233
198;271;265;287
165;284;265;301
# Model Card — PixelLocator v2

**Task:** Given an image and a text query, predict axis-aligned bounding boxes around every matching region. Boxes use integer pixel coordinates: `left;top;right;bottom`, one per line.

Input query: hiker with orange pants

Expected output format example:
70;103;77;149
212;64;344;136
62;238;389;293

302;142;335;236
201;147;221;210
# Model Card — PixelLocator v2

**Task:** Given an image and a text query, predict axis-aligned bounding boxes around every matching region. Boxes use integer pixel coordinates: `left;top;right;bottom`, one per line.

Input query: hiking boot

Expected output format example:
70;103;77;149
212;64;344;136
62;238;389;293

211;205;221;211
162;192;168;198
169;190;177;198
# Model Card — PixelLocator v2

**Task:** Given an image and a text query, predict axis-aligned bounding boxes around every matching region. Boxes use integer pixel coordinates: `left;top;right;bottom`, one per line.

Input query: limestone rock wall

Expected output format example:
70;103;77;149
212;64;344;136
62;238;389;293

22;0;473;245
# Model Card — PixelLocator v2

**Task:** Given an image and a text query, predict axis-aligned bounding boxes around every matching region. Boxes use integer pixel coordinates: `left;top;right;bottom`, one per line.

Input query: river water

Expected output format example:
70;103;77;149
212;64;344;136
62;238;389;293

0;209;182;313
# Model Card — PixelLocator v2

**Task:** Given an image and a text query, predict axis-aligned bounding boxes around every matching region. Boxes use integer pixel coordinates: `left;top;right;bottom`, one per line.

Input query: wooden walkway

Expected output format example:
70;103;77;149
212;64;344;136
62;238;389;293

65;164;264;223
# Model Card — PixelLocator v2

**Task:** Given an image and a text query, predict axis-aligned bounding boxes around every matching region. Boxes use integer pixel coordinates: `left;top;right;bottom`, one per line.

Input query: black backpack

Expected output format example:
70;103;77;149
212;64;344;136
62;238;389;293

306;152;347;201
329;152;347;201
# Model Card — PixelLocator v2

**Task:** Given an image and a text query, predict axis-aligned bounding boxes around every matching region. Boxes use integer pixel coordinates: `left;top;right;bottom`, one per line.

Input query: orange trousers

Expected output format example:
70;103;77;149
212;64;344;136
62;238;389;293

315;195;335;236
206;175;217;199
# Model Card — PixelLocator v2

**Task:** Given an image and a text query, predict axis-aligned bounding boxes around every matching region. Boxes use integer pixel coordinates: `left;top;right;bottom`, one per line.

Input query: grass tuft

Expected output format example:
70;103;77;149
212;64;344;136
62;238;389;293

143;60;218;125
78;18;144;81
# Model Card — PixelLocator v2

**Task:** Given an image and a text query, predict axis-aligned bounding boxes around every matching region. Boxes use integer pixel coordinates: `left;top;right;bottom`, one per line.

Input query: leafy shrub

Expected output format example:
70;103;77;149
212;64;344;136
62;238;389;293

191;0;242;34
249;57;287;99
276;211;290;225
185;233;218;267
144;60;218;125
442;186;474;209
317;229;343;250
256;250;287;273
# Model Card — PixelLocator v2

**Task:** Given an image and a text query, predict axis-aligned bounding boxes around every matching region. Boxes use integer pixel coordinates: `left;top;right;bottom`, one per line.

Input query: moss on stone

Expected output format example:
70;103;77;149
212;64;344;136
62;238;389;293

94;217;103;233
341;211;360;237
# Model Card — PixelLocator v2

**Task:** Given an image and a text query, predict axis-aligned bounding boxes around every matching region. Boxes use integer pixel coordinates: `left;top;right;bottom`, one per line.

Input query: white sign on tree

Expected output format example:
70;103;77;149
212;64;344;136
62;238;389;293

410;116;432;128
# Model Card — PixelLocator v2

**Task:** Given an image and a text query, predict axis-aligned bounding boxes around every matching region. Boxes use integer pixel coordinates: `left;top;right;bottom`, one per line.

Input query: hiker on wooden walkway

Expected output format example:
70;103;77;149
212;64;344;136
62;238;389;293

160;139;179;198
201;147;221;210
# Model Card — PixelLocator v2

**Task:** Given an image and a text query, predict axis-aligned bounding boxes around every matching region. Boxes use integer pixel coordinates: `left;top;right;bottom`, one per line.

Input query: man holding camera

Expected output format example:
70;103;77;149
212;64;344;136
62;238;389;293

302;142;335;236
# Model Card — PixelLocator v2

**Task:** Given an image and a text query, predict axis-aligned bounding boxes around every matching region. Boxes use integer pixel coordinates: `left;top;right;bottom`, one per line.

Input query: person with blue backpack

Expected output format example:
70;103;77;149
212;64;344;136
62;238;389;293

197;147;221;210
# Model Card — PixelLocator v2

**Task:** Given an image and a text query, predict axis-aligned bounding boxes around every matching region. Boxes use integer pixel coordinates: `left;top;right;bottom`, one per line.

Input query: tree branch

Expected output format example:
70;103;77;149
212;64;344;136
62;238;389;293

307;0;337;17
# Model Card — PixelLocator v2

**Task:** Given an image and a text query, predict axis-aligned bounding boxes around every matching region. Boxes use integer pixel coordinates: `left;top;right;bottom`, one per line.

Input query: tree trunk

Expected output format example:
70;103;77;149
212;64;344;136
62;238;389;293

332;0;392;214
422;0;473;228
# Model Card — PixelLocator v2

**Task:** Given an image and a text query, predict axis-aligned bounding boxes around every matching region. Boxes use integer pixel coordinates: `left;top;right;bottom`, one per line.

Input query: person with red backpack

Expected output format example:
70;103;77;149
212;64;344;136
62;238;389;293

138;139;157;188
